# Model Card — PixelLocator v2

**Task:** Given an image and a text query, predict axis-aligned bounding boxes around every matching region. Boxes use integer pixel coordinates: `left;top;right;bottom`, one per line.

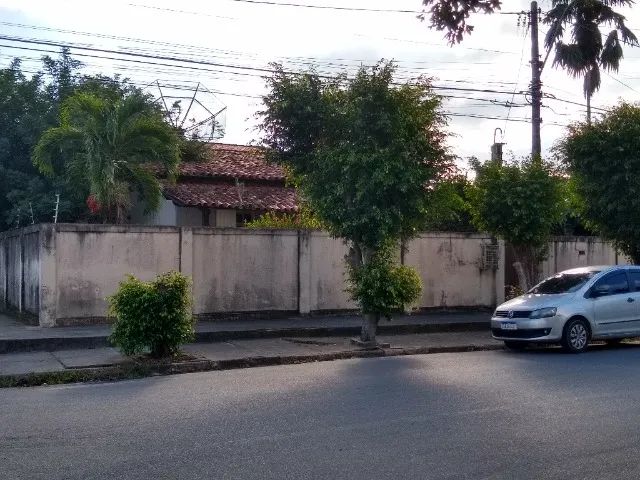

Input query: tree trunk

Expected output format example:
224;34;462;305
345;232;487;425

360;313;380;343
513;261;529;292
345;242;383;346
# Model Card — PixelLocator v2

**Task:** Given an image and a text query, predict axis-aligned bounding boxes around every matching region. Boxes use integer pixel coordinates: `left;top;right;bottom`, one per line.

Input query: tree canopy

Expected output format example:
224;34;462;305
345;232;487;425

558;102;640;262
33;91;180;224
261;61;451;251
467;157;565;288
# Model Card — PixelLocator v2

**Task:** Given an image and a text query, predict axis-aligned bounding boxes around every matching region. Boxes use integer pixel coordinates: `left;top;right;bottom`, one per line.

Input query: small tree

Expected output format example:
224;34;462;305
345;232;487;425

558;102;640;262
467;158;565;290
109;272;194;358
260;61;451;344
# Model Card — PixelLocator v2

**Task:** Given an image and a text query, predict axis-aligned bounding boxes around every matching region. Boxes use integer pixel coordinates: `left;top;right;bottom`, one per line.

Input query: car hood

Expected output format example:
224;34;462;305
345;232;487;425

498;293;572;311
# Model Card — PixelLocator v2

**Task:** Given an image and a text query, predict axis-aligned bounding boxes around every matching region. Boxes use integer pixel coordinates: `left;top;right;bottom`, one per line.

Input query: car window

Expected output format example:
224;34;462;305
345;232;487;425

628;271;640;292
591;271;630;296
529;272;598;294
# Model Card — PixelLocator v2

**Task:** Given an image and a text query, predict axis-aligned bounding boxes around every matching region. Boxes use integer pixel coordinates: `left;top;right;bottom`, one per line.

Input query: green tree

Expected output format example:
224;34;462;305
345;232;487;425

33;91;181;223
467;158;565;289
423;172;476;232
260;61;451;344
558;102;640;262
543;0;638;115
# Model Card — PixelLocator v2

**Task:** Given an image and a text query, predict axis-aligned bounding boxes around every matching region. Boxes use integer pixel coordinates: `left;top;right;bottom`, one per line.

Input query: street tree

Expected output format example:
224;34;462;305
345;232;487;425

467;157;565;290
33;91;180;223
260;61;451;344
558;102;640;262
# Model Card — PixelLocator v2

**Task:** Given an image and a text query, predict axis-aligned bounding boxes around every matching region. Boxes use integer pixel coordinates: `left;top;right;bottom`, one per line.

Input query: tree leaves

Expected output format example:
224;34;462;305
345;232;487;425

559;102;640;262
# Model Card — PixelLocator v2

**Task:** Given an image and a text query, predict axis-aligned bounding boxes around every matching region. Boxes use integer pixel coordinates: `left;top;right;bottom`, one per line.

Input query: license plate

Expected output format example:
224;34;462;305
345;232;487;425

501;322;518;330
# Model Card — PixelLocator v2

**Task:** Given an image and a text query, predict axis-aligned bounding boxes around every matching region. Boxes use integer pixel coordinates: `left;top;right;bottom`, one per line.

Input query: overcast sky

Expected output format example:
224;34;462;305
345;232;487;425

1;0;639;172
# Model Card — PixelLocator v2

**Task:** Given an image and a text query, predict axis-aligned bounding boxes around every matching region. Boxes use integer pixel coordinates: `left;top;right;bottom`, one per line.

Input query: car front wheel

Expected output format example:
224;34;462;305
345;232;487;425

561;318;590;353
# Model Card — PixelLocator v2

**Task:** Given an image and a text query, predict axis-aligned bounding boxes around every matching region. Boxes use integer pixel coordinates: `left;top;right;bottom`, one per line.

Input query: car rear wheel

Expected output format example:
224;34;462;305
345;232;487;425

504;341;527;350
561;318;590;353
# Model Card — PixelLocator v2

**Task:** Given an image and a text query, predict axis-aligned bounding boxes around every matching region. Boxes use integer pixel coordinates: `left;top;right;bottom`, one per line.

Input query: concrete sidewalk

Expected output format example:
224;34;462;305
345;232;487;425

0;311;491;353
0;330;502;377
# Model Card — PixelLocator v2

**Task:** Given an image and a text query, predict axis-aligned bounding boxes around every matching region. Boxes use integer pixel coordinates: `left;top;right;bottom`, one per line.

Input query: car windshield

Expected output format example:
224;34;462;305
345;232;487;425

528;271;599;294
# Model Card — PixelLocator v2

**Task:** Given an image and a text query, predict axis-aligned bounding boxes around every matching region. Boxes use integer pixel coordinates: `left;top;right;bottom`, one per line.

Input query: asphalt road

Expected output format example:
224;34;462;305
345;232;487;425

3;346;640;480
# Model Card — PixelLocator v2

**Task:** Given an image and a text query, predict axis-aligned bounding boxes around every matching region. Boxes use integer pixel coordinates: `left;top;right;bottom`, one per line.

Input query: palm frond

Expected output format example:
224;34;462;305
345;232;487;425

32;126;83;177
553;43;588;76
618;24;638;45
601;30;623;71
545;19;565;50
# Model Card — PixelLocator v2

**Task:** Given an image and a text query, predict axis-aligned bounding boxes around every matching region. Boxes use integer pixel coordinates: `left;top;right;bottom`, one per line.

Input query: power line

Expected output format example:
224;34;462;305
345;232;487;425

131;1;528;15
127;4;238;20
604;71;640;94
504;28;529;135
0;35;531;96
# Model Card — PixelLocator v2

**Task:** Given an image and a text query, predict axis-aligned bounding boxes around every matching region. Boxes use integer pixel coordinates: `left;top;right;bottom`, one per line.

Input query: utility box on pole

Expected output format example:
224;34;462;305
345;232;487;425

491;127;504;164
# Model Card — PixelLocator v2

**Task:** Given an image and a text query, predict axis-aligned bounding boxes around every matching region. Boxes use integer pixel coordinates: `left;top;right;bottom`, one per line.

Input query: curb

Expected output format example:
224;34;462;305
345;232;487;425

0;342;503;388
0;321;489;354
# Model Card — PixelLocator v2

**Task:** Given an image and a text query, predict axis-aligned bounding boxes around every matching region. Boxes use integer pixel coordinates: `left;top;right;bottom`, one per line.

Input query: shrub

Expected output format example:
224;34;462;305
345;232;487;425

245;206;324;230
347;251;422;318
108;271;194;357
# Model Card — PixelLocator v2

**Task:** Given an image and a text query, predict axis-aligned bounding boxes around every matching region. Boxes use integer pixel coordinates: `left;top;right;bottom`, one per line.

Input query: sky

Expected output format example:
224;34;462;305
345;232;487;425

1;0;640;173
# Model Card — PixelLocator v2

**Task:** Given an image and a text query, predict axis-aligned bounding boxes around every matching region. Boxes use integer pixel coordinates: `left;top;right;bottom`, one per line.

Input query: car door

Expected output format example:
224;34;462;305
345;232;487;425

624;269;640;334
589;271;635;336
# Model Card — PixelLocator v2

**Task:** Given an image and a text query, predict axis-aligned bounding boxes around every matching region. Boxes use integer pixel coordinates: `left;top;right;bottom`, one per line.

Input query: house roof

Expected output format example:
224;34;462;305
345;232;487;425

163;181;298;212
153;143;287;182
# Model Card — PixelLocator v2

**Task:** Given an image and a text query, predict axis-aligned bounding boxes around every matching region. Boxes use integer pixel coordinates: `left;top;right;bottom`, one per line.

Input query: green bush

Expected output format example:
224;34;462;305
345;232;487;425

108;271;194;357
245;206;324;230
347;252;422;317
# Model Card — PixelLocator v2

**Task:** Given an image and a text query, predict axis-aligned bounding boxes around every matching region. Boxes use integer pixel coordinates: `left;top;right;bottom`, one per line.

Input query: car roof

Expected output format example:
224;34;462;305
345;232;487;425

559;265;638;275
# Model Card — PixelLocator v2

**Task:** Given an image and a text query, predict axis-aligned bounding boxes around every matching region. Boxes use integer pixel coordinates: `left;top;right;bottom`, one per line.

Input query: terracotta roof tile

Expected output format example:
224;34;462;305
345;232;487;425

163;181;298;212
154;142;286;181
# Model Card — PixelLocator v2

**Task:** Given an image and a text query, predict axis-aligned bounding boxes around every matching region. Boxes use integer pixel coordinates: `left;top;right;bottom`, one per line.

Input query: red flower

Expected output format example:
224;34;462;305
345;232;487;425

86;194;101;214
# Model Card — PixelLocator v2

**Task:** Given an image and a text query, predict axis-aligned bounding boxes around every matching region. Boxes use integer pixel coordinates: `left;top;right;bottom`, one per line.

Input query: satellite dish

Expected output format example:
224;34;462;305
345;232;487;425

148;81;227;141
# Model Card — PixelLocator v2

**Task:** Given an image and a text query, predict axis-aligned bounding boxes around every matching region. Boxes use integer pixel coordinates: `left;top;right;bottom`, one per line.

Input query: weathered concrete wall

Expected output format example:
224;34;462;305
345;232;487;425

6;224;626;327
5;234;22;311
0;226;41;316
303;232;354;311
541;237;629;279
0;234;5;308
191;228;298;314
54;225;181;322
405;233;503;308
22;231;40;315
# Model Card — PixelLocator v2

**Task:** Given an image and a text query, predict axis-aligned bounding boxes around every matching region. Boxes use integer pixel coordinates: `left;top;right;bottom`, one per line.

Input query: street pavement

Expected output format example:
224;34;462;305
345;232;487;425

3;346;640;479
0;331;502;376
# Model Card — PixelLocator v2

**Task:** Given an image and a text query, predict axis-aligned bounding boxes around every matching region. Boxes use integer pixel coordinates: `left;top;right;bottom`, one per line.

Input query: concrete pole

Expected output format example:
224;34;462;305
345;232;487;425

530;1;542;159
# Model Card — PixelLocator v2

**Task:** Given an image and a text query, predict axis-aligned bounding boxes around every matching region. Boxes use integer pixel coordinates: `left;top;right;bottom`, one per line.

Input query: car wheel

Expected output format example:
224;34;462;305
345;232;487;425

504;341;526;350
561;318;590;353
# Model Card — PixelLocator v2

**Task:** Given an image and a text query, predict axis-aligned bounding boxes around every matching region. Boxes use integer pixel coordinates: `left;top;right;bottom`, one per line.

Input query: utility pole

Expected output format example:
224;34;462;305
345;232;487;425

530;1;542;159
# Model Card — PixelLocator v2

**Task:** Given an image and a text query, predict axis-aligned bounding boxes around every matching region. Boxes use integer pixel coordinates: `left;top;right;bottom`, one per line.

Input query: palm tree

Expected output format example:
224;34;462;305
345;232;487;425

33;91;180;223
543;0;638;123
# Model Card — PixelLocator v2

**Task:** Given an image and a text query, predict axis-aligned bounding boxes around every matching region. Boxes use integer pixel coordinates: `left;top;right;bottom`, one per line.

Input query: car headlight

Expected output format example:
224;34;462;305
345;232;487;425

529;307;557;319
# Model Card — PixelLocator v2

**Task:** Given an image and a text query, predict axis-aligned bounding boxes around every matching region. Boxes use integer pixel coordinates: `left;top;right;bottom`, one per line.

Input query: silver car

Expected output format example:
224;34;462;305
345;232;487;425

492;265;640;353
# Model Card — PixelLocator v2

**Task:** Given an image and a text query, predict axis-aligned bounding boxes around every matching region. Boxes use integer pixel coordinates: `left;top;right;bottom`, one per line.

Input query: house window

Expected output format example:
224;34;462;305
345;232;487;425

236;211;260;227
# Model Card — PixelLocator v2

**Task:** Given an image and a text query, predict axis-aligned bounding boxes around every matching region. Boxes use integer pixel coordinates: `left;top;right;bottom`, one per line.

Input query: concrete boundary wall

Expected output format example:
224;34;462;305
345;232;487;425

6;224;619;327
0;225;43;320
